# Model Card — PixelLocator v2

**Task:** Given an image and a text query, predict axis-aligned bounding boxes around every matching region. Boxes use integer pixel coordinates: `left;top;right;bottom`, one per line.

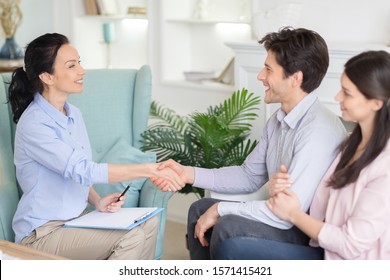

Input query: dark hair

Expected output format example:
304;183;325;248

7;33;69;123
259;27;329;93
327;50;390;189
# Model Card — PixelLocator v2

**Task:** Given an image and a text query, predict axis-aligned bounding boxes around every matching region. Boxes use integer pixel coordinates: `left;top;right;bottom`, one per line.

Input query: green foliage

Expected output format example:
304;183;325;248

140;88;261;198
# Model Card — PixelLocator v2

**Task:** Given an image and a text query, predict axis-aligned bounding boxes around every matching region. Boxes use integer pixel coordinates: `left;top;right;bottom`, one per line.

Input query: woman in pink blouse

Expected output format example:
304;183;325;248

265;50;390;259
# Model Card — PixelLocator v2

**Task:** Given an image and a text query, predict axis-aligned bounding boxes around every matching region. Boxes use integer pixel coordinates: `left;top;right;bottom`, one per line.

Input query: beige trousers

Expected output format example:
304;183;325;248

21;216;158;260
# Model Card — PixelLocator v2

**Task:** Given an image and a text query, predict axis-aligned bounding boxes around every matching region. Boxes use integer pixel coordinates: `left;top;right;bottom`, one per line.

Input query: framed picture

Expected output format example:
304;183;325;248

96;0;120;15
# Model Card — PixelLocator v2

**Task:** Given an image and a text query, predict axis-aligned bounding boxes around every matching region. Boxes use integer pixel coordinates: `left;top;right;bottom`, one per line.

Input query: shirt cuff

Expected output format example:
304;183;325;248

217;201;240;217
94;162;109;184
193;167;214;188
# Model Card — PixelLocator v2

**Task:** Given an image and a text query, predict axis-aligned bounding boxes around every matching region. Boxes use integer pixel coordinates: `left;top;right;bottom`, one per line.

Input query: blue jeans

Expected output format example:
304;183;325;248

187;198;311;260
214;236;324;260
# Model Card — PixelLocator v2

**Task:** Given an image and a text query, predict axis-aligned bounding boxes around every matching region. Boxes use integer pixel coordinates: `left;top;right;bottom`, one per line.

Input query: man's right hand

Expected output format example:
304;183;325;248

151;159;195;192
268;164;293;197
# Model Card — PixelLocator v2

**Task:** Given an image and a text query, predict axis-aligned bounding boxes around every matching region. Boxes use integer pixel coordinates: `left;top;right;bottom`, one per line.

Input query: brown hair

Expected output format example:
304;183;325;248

327;51;390;189
259;27;329;93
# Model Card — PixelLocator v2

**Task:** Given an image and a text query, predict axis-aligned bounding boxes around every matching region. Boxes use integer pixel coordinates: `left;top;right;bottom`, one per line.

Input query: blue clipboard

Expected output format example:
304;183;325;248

64;207;164;230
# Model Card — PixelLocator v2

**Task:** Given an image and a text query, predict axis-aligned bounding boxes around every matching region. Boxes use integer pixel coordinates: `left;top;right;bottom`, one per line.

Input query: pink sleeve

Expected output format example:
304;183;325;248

318;157;390;259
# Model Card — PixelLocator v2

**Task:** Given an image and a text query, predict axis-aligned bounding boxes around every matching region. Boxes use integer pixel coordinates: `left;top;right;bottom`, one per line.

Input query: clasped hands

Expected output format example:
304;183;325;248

151;159;217;246
266;164;301;222
150;159;193;192
93;161;188;213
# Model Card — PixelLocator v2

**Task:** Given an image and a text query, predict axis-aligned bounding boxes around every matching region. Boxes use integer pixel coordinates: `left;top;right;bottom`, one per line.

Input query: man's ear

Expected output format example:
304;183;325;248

291;71;303;88
38;72;54;86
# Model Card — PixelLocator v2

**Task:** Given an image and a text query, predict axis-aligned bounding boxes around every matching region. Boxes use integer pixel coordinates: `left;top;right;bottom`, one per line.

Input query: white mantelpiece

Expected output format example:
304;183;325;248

226;41;390;140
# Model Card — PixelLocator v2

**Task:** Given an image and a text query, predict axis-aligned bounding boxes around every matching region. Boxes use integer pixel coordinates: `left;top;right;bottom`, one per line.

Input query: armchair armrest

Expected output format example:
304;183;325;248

139;179;174;208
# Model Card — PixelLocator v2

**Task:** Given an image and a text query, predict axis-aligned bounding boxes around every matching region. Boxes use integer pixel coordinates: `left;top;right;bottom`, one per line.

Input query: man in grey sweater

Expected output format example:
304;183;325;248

153;27;347;259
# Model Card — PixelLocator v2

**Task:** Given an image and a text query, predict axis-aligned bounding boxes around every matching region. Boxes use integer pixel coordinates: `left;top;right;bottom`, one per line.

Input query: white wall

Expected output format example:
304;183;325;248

13;0;54;48
302;0;390;44
252;0;390;44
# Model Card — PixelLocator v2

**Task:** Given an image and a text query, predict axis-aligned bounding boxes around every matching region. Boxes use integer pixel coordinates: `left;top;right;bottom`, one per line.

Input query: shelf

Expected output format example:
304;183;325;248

160;0;252;95
73;6;149;69
161;80;234;92
166;18;250;25
79;14;147;20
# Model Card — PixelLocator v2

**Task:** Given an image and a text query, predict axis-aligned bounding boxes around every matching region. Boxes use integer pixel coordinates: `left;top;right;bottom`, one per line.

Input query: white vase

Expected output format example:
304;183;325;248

193;0;210;20
252;2;302;40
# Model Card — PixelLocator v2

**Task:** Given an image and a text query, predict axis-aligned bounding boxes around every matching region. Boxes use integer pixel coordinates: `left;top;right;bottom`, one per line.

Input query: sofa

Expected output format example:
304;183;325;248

0;65;173;259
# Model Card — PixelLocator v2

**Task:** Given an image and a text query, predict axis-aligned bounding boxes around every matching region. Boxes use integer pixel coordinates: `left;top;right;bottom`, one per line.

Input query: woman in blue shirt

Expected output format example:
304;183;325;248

8;33;182;259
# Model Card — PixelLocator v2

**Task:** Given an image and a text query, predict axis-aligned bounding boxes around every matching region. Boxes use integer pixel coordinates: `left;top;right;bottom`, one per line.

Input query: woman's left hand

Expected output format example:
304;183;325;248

266;189;301;222
96;192;125;212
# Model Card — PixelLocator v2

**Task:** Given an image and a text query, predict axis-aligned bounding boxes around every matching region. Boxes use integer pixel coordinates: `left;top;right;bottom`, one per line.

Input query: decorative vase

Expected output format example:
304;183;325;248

0;37;24;59
102;22;115;44
193;0;210;20
251;3;302;40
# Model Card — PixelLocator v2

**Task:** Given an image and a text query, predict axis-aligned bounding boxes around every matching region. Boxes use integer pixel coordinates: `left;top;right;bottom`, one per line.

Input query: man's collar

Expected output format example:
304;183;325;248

277;94;318;129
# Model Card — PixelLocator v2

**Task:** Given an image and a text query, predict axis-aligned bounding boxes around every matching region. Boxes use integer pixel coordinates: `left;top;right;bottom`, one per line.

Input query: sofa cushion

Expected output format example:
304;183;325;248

93;138;156;208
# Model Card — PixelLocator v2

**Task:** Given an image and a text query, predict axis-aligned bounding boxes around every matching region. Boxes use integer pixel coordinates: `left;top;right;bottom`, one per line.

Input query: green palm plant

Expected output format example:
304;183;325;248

140;88;261;198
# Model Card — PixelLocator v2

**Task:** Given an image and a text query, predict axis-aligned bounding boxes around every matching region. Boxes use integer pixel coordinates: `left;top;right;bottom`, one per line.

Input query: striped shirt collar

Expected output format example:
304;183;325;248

276;94;318;129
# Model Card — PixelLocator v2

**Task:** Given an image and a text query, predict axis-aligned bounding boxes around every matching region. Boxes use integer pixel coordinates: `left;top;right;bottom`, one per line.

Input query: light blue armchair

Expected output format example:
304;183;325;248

0;65;173;259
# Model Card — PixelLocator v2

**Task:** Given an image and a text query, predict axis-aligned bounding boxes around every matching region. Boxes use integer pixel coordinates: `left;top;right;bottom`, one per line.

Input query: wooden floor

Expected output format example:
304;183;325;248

161;220;190;260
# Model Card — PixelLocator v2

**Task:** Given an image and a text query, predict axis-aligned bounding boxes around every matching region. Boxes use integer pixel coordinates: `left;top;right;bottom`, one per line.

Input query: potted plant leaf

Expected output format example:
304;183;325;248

140;88;261;198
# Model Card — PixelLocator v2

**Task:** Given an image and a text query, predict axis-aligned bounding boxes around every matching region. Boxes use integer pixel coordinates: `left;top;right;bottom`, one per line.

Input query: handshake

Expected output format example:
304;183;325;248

150;159;194;192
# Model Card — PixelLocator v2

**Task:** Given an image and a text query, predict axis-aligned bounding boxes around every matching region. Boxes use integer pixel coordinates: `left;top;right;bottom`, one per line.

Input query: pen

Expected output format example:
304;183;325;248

134;211;152;223
116;184;131;202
